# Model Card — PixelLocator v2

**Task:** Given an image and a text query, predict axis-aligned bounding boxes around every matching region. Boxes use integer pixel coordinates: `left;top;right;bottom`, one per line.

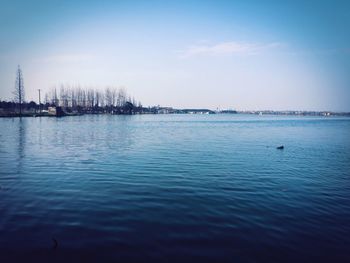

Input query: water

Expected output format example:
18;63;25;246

0;114;349;262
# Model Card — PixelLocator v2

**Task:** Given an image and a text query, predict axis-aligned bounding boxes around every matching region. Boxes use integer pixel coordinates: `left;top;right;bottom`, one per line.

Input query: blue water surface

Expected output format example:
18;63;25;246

0;114;349;262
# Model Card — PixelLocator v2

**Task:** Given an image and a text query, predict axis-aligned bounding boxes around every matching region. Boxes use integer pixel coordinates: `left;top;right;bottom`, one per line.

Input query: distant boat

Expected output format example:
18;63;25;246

48;106;65;117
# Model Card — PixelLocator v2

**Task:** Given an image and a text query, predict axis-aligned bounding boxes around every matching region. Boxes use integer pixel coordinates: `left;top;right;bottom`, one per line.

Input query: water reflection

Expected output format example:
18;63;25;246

94;115;136;151
16;118;26;174
38;116;42;148
107;115;135;150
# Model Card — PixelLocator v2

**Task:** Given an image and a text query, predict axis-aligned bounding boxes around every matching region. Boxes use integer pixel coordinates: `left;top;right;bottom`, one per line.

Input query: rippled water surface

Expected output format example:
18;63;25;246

0;114;350;262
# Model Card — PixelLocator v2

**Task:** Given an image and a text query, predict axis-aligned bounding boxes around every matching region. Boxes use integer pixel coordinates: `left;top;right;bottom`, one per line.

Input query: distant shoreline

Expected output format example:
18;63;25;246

1;100;350;118
1;109;350;118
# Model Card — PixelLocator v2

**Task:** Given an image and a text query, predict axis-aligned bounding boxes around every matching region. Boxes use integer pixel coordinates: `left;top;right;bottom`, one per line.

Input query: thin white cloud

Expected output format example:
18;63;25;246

36;54;96;63
178;41;282;58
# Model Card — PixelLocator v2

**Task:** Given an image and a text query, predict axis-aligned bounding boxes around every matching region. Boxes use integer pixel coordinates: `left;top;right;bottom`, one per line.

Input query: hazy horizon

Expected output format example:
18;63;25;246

0;0;349;111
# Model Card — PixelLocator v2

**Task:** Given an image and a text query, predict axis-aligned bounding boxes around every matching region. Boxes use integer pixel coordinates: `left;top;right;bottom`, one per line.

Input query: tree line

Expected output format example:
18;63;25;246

1;85;143;115
1;66;153;116
43;85;142;112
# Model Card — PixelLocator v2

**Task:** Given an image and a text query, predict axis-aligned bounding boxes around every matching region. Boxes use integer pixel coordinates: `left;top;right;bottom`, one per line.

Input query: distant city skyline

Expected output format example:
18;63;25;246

0;0;349;111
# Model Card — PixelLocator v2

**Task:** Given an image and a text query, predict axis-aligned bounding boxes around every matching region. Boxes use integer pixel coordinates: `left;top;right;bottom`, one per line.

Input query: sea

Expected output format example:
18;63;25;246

0;114;349;262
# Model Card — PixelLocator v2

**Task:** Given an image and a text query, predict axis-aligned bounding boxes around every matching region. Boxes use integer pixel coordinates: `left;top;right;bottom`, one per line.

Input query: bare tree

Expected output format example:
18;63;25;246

44;93;49;104
95;90;101;108
87;88;95;108
77;87;83;108
13;65;25;116
82;88;86;108
111;87;117;107
50;87;59;106
60;85;69;108
70;87;77;109
105;87;113;107
117;87;127;107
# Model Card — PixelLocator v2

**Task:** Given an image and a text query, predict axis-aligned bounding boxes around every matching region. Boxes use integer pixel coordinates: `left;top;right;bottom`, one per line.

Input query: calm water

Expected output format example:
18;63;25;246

0;114;349;262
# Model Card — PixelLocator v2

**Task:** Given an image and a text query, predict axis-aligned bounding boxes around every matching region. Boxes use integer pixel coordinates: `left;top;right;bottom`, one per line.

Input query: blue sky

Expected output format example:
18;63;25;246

0;0;349;110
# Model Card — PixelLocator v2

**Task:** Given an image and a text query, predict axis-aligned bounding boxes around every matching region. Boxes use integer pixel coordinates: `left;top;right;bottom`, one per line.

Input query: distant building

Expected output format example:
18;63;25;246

157;107;174;114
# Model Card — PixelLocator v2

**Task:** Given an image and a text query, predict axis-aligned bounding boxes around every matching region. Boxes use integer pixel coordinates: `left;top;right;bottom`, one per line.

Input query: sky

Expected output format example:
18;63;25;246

0;0;349;111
